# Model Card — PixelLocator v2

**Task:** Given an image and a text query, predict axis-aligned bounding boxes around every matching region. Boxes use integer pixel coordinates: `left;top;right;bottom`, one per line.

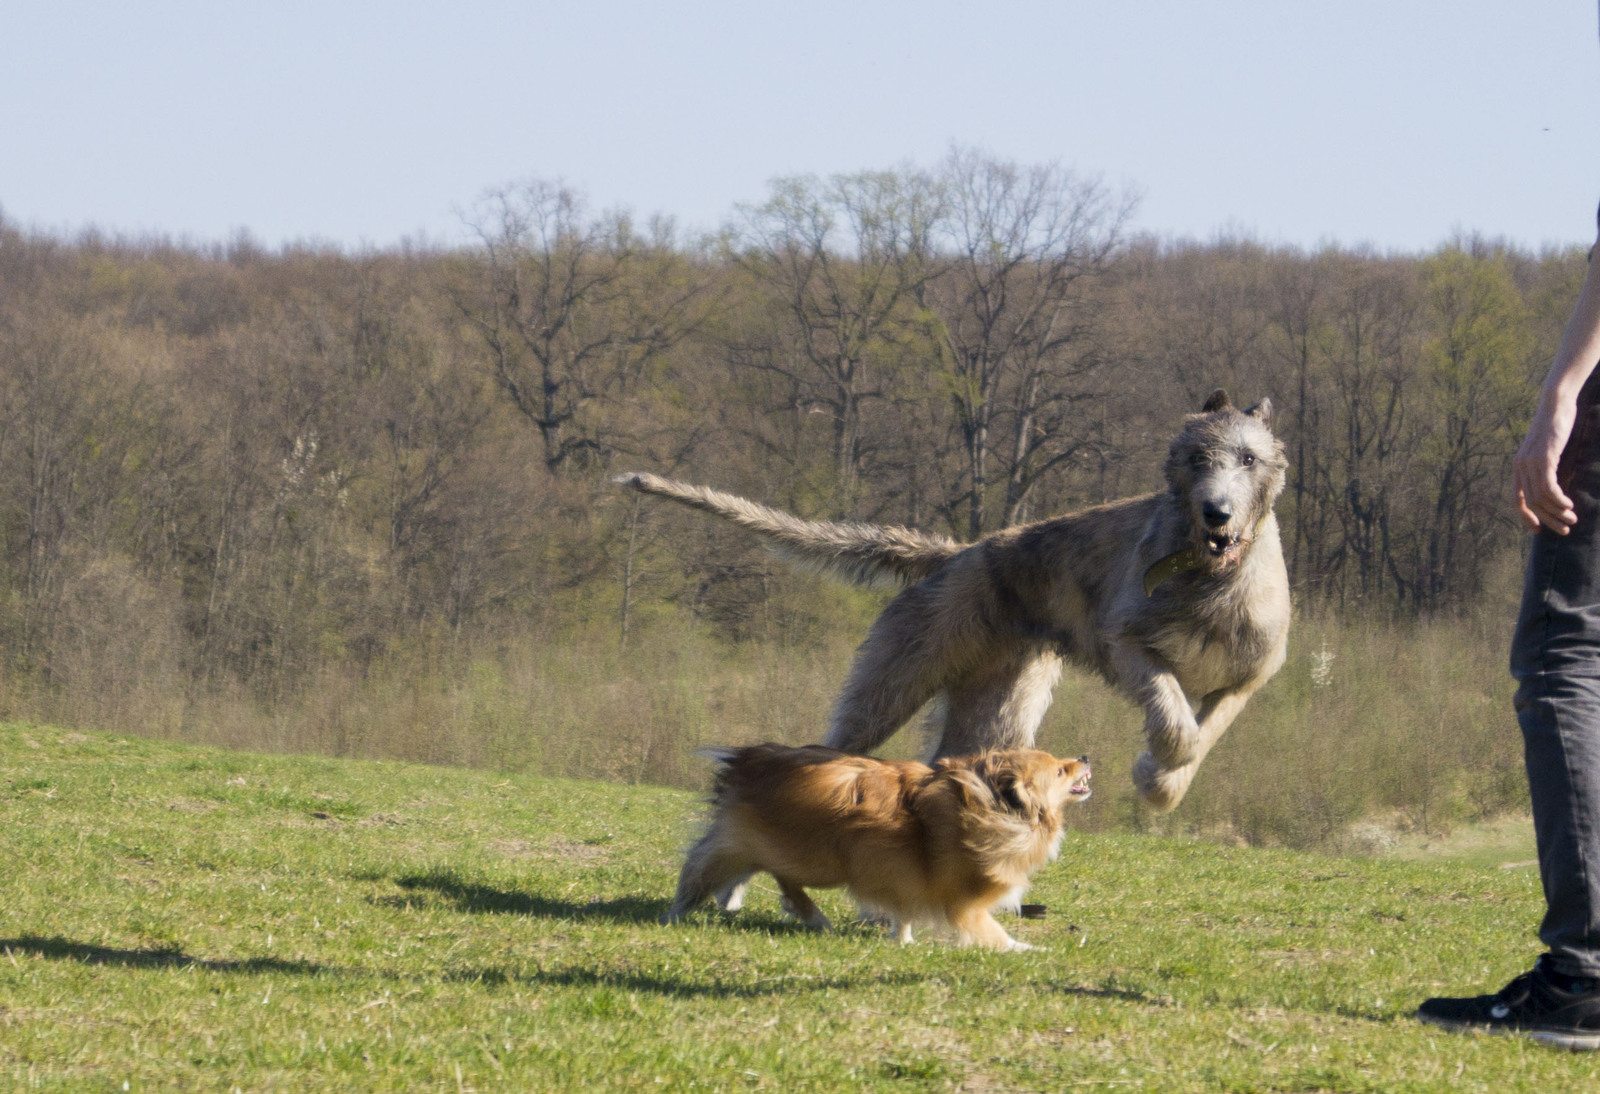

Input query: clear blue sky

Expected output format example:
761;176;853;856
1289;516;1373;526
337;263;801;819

3;0;1596;252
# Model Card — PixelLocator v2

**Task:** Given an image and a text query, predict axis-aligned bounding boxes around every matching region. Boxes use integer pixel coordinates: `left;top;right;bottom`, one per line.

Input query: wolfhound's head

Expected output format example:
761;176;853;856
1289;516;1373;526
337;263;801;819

1164;390;1287;572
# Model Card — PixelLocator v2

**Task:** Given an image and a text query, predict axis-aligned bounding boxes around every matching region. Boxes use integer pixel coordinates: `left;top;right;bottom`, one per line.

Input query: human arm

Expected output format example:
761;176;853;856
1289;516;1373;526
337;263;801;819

1514;227;1600;533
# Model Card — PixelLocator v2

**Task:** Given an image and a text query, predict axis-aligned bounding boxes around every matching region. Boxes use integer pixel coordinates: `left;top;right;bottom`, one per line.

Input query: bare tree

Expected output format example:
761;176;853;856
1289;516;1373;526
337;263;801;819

450;181;705;474
728;170;942;504
922;149;1134;536
0;311;110;668
1404;247;1533;608
1267;249;1329;593
1316;256;1422;608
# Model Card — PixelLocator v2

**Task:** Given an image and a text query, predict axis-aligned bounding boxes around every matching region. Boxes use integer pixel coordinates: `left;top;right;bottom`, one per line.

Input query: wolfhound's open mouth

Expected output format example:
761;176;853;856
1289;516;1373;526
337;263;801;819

1204;533;1245;565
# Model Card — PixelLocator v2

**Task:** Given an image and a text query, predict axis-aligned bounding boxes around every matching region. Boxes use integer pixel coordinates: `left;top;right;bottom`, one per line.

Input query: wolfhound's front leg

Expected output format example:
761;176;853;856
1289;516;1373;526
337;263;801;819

1112;646;1201;769
1132;685;1257;812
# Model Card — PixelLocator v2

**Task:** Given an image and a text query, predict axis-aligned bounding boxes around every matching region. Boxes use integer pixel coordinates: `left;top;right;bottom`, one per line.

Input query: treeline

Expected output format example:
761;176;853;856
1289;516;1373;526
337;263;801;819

0;151;1583;733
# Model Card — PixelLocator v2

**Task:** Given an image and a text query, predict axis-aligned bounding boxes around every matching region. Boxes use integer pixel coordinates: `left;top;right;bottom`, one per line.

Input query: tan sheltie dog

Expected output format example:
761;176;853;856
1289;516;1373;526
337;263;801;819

663;745;1091;951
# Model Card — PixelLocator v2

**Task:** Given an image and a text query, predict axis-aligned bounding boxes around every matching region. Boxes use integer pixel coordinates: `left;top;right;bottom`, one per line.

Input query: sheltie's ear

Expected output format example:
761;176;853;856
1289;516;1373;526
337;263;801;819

936;758;990;810
991;770;1027;813
977;756;1043;820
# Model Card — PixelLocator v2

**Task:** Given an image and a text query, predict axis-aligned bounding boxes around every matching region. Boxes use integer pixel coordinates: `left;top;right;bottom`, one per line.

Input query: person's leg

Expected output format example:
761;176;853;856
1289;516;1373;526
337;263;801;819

1417;389;1600;1047
1514;512;1600;980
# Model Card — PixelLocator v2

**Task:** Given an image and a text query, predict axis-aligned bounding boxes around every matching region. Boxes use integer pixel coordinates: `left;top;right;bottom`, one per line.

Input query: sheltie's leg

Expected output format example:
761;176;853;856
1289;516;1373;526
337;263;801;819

949;906;1027;952
663;824;754;924
775;879;832;931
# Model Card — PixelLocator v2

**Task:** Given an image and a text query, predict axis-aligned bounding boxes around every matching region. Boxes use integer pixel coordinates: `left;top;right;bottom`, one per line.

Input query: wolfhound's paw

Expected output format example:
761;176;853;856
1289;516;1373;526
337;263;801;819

1132;751;1197;813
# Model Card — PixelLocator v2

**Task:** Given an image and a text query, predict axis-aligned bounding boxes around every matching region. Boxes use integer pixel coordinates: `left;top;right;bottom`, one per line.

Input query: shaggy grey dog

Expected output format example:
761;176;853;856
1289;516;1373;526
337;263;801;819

616;390;1290;812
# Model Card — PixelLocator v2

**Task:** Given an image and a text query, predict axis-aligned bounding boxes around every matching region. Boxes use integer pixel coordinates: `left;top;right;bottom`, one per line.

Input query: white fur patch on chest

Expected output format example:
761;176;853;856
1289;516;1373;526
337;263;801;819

1162;629;1246;697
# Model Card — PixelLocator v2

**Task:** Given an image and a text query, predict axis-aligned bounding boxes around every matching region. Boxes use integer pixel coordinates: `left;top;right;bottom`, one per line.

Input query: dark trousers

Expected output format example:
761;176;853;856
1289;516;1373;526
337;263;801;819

1514;384;1600;978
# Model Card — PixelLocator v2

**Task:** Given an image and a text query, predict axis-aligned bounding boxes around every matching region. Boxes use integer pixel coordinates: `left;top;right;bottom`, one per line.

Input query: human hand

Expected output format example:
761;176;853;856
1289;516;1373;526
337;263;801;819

1514;396;1579;533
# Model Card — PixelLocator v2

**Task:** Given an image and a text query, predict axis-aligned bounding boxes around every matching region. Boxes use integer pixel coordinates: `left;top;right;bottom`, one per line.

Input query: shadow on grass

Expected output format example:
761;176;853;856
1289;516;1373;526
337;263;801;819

441;963;931;999
1049;982;1167;1004
386;870;882;937
398;869;1140;945
0;936;323;976
388;870;671;924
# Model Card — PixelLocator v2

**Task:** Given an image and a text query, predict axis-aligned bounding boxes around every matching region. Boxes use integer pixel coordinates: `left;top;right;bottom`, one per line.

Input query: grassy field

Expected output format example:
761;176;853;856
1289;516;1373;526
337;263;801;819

0;721;1592;1093
28;596;1532;856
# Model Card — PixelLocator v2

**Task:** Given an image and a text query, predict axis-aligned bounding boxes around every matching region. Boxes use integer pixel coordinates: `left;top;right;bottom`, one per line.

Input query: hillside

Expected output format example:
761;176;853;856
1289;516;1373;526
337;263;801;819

0;723;1590;1092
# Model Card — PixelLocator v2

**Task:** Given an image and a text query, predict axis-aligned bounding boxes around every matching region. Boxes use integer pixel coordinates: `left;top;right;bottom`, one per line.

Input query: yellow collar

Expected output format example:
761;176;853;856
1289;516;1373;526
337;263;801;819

1142;548;1203;596
1144;513;1271;596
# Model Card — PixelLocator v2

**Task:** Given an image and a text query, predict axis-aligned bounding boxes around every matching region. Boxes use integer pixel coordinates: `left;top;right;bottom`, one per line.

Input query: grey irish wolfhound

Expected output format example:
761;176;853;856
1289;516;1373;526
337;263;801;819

616;390;1290;813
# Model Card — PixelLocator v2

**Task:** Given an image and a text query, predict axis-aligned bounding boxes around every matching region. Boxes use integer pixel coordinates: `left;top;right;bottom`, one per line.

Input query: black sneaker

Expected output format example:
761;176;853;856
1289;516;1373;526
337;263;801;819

1416;956;1600;1050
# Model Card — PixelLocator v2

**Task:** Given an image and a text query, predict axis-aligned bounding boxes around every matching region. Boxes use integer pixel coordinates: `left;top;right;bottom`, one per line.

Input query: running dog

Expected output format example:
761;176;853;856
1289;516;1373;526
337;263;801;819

663;744;1092;951
617;390;1290;812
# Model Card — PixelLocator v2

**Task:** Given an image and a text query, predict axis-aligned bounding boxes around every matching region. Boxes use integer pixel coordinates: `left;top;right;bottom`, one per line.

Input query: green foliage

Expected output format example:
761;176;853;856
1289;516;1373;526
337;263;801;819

0;721;1591;1092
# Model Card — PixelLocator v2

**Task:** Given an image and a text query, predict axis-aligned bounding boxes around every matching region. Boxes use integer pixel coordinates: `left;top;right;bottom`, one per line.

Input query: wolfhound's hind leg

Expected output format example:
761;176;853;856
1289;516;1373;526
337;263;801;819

931;650;1063;758
824;587;980;755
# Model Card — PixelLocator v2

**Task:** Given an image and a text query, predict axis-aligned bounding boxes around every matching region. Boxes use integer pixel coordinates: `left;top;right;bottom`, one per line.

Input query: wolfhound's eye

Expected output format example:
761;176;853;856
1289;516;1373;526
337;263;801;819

1188;452;1206;469
1240;452;1256;467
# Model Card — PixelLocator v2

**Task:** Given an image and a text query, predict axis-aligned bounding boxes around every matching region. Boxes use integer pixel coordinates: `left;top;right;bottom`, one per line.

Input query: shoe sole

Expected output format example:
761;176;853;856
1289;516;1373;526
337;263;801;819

1417;1010;1600;1051
1529;1028;1600;1051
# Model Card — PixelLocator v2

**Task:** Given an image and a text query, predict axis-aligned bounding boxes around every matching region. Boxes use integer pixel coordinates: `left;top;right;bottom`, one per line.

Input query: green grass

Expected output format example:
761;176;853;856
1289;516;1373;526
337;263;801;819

0;722;1594;1092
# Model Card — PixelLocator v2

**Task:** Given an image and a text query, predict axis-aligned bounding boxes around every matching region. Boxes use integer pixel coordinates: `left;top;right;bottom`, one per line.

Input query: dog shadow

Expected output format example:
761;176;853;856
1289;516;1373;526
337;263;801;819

442;963;928;999
0;935;323;976
0;931;897;1000
1050;982;1163;1004
386;870;888;937
387;870;670;925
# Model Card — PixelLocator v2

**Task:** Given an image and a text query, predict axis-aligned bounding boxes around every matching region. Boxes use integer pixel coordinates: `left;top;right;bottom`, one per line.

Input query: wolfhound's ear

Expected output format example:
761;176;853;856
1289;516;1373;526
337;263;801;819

1246;398;1273;428
1202;389;1232;413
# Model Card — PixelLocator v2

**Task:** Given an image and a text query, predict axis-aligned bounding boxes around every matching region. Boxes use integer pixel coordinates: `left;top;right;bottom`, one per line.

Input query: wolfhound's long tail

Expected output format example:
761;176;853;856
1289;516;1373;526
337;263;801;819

613;471;959;587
